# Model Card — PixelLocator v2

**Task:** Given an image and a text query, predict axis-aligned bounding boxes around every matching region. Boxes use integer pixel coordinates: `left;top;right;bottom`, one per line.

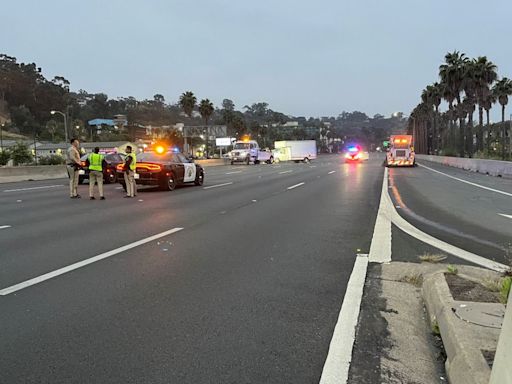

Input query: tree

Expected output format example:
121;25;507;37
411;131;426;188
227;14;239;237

472;57;498;152
199;99;214;126
492;78;512;159
11;142;32;165
440;51;469;156
179;91;196;118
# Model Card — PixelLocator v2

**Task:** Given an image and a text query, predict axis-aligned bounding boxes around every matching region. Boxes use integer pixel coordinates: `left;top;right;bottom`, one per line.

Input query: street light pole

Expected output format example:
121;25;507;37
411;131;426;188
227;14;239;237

50;110;68;143
0;123;4;152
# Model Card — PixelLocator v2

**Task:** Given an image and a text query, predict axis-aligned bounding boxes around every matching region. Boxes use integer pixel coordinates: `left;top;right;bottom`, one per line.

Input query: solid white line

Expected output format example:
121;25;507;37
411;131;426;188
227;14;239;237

279;170;293;174
319;254;369;384
498;213;512;220
328;171;336;175
3;184;64;193
203;182;233;190
369;168;392;263
419;163;512;198
287;182;305;190
384;176;508;272
225;171;242;175
0;225;11;230
0;227;184;296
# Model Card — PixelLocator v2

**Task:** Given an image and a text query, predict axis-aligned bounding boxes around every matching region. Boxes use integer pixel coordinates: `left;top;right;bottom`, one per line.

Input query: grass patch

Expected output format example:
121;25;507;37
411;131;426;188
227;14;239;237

446;265;458;275
399;273;423;287
483;278;504;293
501;277;511;304
419;253;447;263
431;319;440;336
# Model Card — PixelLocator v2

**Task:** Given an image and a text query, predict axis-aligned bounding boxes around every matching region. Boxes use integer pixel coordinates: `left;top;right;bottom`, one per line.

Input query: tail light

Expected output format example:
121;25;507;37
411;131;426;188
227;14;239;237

116;164;124;172
136;163;162;172
81;161;87;167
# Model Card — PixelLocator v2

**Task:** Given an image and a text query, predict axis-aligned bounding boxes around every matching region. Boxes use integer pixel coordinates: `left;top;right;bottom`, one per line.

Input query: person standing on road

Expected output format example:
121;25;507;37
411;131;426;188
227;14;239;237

87;147;106;200
66;138;82;199
123;145;137;198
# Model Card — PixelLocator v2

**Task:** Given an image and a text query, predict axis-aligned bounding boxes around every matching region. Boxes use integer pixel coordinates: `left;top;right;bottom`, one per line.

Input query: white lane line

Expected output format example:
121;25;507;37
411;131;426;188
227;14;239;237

0;225;12;230
319;254;369;384
203;182;233;190
3;184;64;193
279;170;293;174
225;171;242;175
419;163;512;198
328;171;336;175
287;182;305;190
498;213;512;220
384;169;507;272
369;168;392;263
0;227;184;296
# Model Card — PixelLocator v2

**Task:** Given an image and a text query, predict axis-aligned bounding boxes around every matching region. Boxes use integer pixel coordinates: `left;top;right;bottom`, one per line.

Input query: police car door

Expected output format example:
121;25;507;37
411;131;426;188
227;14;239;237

178;153;196;182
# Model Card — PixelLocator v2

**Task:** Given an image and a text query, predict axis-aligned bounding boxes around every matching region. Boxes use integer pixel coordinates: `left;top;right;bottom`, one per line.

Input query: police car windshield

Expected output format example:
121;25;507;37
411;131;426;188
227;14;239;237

234;143;250;149
138;152;174;162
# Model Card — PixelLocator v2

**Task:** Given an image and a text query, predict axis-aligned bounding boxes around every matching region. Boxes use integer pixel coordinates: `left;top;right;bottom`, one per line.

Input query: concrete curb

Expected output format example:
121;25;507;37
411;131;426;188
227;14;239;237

422;271;499;384
0;165;67;183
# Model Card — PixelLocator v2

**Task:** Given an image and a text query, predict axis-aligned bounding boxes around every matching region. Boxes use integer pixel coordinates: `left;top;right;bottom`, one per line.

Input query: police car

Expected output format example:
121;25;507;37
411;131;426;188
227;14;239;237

116;148;205;191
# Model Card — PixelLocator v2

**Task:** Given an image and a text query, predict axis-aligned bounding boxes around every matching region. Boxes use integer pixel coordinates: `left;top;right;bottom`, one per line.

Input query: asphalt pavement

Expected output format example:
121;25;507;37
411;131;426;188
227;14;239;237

0;155;383;383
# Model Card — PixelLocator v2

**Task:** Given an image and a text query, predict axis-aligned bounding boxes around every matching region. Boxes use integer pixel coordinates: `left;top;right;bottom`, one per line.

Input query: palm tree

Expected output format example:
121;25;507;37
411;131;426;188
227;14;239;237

178;91;196;154
462;60;478;156
492;78;512;159
473;57;498;152
199;99;215;157
440;51;469;156
422;83;442;153
482;93;496;151
179;91;197;118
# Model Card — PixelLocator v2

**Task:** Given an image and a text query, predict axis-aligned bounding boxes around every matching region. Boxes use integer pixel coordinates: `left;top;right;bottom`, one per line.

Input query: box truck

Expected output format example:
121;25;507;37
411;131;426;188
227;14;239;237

273;140;317;163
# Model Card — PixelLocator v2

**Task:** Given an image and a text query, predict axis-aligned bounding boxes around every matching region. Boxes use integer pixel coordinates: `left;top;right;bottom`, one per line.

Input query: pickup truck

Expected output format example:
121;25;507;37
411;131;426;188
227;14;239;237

229;140;274;164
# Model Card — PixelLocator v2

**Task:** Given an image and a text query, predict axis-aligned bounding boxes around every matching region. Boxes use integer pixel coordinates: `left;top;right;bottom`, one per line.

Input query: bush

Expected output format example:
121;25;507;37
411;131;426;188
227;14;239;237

11;142;32;165
0;150;10;166
39;155;65;165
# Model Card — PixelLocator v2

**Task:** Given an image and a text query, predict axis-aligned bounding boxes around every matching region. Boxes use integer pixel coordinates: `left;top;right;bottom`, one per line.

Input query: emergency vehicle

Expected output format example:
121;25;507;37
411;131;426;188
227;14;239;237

386;135;415;167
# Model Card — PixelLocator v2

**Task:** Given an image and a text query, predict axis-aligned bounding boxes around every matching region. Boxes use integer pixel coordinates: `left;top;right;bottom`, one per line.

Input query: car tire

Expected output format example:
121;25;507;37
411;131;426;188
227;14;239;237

245;156;250;165
267;156;274;164
162;173;176;191
254;159;260;165
194;170;204;186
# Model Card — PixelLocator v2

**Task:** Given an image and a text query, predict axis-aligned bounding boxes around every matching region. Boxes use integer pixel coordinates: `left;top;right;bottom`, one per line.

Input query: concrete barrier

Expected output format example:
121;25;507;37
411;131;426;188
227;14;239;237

195;159;227;167
0;165;67;183
416;155;512;178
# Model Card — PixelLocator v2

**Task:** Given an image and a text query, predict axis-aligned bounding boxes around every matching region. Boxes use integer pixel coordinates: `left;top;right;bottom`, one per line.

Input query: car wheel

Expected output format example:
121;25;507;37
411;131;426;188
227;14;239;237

267;156;274;164
194;170;204;186
254;159;260;165
162;173;176;191
245;156;250;165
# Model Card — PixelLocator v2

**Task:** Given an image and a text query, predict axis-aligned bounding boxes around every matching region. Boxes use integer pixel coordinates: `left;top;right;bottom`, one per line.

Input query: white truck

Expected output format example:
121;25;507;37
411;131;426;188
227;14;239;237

229;140;274;165
273;140;317;163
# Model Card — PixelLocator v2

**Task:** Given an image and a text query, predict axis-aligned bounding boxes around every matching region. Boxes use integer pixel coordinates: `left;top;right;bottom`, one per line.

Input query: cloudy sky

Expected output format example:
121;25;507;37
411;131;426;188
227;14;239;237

2;0;511;119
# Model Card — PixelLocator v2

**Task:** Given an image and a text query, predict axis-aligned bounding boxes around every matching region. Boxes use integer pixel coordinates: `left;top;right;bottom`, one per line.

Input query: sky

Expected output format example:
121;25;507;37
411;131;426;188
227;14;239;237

2;0;511;119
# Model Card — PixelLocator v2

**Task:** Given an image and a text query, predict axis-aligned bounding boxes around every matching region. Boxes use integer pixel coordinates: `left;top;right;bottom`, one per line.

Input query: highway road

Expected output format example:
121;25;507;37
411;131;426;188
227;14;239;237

0;156;383;383
1;154;511;383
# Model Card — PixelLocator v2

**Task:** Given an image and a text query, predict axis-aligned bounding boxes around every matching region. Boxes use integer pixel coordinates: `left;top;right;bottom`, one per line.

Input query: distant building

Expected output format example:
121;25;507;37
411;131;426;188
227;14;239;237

33;141;138;158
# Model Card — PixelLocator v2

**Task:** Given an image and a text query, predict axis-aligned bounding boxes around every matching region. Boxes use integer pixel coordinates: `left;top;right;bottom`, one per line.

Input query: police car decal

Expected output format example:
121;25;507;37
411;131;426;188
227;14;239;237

183;163;196;182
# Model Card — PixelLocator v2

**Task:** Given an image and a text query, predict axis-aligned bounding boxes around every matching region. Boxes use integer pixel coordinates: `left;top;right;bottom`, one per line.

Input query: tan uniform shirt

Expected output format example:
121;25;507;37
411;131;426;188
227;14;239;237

67;146;80;165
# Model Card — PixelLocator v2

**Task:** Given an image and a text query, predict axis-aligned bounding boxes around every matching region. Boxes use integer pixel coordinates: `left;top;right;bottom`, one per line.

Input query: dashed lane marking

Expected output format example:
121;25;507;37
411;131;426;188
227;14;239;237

287;182;305;190
0;225;12;230
0;227;184;296
203;182;233;190
3;185;64;193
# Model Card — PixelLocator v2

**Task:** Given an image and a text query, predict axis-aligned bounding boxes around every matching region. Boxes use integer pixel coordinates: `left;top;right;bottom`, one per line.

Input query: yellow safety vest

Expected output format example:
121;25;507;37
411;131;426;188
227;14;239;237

127;153;137;170
89;153;103;171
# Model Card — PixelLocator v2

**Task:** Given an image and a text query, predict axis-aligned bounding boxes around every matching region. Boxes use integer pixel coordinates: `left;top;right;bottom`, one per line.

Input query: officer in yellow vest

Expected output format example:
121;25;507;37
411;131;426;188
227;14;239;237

87;147;106;200
123;145;137;198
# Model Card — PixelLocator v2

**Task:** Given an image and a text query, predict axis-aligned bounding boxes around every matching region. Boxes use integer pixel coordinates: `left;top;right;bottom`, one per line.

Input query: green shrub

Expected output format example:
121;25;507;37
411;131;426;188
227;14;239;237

0;150;10;165
501;277;512;304
39;155;65;165
11;142;32;165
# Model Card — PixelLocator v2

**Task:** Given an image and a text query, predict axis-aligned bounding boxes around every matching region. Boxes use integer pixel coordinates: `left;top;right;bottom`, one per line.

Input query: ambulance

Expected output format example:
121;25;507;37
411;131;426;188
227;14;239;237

386;135;415;167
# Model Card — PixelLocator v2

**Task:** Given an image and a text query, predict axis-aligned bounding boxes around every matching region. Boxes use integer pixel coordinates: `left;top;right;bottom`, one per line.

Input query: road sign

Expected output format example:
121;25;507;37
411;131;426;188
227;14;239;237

216;137;232;146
